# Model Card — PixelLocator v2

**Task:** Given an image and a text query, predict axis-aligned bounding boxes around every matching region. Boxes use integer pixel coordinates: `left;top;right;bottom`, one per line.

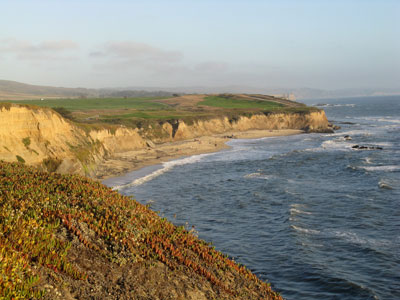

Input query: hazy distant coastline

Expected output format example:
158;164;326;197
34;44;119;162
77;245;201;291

1;79;399;100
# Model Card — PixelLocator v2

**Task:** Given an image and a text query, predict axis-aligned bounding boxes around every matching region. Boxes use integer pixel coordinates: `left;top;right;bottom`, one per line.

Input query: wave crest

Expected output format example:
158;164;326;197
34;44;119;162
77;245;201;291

113;153;210;190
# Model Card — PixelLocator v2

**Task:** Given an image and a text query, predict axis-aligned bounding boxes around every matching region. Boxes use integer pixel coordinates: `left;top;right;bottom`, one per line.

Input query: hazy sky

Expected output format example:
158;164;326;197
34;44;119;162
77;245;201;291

1;0;399;90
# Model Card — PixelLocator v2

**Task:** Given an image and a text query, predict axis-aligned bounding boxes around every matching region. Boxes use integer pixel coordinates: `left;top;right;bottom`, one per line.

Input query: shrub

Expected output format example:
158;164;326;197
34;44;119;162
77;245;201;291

22;137;31;148
16;155;25;163
53;107;74;120
42;158;62;172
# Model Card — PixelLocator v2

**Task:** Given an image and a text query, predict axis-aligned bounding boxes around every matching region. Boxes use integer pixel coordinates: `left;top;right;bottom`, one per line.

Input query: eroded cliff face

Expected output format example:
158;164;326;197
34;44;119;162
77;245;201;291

166;111;330;141
0;105;86;173
0;105;151;176
0;104;330;176
89;127;147;153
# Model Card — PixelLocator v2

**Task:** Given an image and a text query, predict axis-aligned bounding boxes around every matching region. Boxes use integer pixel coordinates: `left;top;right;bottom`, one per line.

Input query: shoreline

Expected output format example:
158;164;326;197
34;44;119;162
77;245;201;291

94;129;304;181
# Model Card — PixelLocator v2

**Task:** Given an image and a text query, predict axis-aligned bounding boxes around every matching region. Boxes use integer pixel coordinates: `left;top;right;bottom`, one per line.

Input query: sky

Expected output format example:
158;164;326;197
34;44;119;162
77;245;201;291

0;0;399;90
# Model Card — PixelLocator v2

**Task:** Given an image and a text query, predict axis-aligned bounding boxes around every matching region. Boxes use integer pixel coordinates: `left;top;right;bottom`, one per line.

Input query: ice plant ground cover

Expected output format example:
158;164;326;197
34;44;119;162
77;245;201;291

0;160;282;299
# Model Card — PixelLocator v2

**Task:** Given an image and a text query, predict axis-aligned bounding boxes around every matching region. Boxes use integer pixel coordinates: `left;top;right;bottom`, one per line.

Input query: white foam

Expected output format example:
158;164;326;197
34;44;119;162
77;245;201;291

290;208;312;215
321;140;352;151
357;116;400;124
318;137;392;153
344;194;358;200
285;189;301;196
359;165;400;172
333;231;391;248
244;172;262;178
244;172;273;180
291;225;320;235
378;180;393;190
383;124;400;129
364;157;373;164
290;204;312;215
314;103;356;108
303;147;320;152
372;142;393;147
377;117;400;124
329;130;372;137
338;104;356;107
113;153;211;190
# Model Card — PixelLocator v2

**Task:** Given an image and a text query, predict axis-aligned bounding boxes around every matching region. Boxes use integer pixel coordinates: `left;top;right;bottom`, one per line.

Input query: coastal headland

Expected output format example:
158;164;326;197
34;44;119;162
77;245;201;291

0;94;333;179
0;93;333;299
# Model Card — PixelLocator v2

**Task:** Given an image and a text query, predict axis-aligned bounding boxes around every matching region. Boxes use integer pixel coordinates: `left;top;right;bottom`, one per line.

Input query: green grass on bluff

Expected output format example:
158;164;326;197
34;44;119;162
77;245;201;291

99;110;206;120
5;97;170;111
198;96;284;110
1;94;317;132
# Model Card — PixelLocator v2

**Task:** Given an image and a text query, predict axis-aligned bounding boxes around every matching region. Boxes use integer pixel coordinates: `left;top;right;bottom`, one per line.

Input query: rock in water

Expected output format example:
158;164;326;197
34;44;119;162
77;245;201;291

352;145;383;150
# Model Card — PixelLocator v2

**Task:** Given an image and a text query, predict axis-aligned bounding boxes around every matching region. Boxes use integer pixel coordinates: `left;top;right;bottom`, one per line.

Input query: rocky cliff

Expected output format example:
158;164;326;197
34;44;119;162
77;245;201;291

0;104;331;176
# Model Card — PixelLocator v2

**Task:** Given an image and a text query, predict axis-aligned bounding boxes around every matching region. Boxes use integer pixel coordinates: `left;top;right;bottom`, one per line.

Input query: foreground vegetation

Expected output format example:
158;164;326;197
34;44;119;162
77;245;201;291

0;161;282;299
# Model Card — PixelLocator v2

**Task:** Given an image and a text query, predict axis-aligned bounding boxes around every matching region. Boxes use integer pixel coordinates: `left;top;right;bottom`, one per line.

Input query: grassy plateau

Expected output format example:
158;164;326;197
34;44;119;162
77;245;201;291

2;94;315;132
198;96;284;110
3;97;170;111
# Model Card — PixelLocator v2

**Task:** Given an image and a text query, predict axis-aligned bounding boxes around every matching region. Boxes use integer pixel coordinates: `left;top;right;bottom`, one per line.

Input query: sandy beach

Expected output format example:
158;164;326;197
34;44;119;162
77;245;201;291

94;129;304;180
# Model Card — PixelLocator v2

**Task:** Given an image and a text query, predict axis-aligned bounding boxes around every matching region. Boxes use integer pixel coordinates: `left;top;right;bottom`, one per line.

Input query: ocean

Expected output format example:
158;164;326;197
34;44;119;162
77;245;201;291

103;96;400;300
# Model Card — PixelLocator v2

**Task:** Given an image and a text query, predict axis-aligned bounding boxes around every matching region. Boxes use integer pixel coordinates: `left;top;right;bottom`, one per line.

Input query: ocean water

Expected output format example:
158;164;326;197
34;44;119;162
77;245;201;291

104;96;400;300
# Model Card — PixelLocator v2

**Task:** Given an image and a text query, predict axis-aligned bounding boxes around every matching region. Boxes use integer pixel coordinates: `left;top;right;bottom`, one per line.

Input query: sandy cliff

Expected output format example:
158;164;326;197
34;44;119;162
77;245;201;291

0;105;89;174
89;127;147;153
166;111;329;141
0;104;331;177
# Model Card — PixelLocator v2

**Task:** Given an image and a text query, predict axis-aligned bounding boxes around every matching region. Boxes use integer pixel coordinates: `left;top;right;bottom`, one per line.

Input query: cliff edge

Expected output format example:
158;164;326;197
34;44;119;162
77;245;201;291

0;103;332;177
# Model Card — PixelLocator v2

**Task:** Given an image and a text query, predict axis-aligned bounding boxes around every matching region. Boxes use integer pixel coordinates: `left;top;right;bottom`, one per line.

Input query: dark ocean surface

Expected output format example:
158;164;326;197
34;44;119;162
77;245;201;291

104;96;400;299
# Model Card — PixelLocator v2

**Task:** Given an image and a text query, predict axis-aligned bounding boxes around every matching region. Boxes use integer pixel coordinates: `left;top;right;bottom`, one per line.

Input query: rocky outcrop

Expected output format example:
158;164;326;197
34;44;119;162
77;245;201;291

0;104;331;176
351;145;383;150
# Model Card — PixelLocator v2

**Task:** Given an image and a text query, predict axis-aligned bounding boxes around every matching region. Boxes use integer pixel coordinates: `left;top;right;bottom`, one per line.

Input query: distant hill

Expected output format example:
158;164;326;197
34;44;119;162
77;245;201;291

0;80;174;100
98;85;400;100
0;80;99;100
138;85;400;100
1;79;399;100
286;87;400;100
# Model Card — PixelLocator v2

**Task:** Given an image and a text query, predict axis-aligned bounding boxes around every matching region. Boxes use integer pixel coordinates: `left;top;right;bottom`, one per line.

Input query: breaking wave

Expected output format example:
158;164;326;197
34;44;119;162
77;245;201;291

113;154;211;190
291;225;320;235
244;172;273;180
359;165;400;172
314;103;356;108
